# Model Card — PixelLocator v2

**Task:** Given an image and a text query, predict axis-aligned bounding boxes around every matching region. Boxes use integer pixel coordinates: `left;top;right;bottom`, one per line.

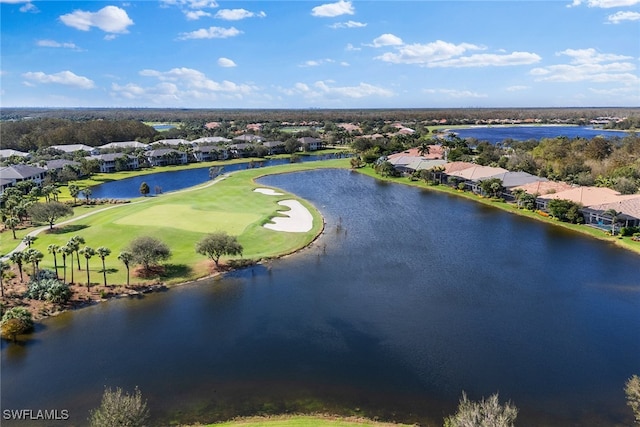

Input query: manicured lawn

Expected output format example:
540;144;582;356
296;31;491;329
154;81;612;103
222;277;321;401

206;415;414;427
19;159;349;287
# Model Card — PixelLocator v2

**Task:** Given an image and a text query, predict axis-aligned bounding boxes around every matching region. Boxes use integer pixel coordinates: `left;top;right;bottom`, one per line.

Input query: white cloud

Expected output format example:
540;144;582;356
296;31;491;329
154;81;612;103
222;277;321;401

111;82;180;103
22;71;95;89
59;6;134;34
424;88;488;98
137;67;255;95
428;51;541;68
160;0;218;9
530;48;638;84
280;80;393;99
185;10;211;20
0;0;38;12
345;43;361;51
217;57;237;67
559;47;632;63
371;33;403;47
570;0;640;7
215;9;266;20
375;40;484;64
375;39;540;68
330;20;366;29
311;0;355;17
178;26;242;40
607;10;640;22
36;39;80;50
299;59;335;67
506;85;531;92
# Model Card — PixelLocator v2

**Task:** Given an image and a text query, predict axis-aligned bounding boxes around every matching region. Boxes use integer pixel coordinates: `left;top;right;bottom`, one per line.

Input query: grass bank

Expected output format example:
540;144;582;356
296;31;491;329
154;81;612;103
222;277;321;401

353;165;640;256
196;415;414;427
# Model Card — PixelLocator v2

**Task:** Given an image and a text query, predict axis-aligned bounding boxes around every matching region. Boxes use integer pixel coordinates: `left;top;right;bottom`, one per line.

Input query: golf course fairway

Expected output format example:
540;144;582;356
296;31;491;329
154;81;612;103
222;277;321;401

26;159;349;287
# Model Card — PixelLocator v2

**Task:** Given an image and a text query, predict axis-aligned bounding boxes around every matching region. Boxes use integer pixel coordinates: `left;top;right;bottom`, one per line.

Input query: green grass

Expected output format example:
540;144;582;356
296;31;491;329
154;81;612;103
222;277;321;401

17;159;349;287
204;415;414;427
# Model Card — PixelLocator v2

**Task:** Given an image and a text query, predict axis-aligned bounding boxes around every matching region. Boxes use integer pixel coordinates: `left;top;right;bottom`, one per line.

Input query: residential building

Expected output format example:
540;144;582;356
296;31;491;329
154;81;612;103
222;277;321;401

99;141;149;151
193;146;229;162
90;153;139;173
50;144;99;155
262;141;286;155
297;137;322;151
0;164;47;193
0;149;30;159
145;149;188;166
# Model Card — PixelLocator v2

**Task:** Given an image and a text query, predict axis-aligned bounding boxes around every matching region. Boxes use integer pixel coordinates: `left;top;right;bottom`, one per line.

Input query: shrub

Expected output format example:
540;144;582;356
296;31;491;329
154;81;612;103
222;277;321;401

1;306;34;339
25;278;71;304
444;392;518;427
89;387;149;427
626;375;640;426
620;226;640;237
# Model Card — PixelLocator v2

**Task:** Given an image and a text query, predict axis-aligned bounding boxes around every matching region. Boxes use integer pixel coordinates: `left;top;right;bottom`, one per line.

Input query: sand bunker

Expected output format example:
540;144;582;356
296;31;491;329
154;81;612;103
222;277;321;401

264;200;313;233
254;188;284;196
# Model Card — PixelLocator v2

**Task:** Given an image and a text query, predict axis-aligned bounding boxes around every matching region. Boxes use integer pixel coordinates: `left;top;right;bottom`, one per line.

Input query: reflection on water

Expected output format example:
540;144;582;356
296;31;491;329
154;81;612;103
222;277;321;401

2;169;639;427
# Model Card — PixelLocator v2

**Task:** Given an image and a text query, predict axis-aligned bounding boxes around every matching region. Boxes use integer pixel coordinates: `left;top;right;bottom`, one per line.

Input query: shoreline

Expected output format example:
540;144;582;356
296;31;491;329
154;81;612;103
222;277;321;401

1;165;329;327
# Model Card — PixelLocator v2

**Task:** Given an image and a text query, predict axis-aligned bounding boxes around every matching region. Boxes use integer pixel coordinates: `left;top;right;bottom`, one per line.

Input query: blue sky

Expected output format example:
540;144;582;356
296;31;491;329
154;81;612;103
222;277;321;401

1;0;639;108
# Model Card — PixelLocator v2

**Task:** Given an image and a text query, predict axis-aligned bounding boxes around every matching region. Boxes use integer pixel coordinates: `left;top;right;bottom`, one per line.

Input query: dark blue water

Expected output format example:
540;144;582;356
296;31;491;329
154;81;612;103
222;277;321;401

2;169;639;426
88;155;334;199
450;126;628;144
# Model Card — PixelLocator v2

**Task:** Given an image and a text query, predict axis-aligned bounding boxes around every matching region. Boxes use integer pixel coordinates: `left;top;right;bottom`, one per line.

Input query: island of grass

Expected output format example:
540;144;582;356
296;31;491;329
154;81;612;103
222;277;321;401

203;415;415;427
0;160;350;319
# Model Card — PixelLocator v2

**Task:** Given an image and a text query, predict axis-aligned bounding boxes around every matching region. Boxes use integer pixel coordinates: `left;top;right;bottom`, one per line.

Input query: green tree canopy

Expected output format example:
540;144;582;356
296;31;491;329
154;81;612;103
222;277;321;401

195;231;243;268
28;201;73;230
126;236;171;273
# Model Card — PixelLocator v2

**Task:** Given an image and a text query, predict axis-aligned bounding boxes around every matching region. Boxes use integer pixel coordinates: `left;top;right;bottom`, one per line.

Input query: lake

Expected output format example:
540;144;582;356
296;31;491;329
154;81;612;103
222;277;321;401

2;169;639;426
86;154;338;199
449;126;629;144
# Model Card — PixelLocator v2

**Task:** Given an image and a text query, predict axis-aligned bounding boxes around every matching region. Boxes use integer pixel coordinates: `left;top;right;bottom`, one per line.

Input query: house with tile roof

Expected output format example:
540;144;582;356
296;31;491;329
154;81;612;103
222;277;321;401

580;196;640;229
535;186;638;211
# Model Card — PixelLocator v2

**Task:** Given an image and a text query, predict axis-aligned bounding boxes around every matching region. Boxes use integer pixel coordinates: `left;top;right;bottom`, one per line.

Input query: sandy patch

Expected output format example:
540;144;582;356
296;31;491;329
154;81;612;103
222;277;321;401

264;200;313;233
254;188;284;196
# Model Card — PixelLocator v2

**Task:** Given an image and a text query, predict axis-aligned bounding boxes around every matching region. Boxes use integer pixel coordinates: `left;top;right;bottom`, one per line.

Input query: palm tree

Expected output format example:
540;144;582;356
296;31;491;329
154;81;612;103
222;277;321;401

9;251;24;282
96;246;111;287
0;260;10;297
24;248;44;279
418;141;430;157
58;245;73;284
69;235;85;270
83;187;92;204
118;251;133;288
79;246;95;291
5;216;19;239
48;244;60;279
604;209;620;235
22;235;36;248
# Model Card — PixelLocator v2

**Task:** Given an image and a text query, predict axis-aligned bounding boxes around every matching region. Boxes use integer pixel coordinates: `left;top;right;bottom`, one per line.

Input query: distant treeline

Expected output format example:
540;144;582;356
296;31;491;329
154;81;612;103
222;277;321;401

1;107;638;125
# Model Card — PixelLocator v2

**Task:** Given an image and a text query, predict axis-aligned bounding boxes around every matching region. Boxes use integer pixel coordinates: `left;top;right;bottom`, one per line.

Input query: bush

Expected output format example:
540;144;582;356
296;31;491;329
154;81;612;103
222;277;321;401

89;387;149;427
626;375;640;426
25;278;71;304
1;307;34;339
620;226;640;237
444;392;518;427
